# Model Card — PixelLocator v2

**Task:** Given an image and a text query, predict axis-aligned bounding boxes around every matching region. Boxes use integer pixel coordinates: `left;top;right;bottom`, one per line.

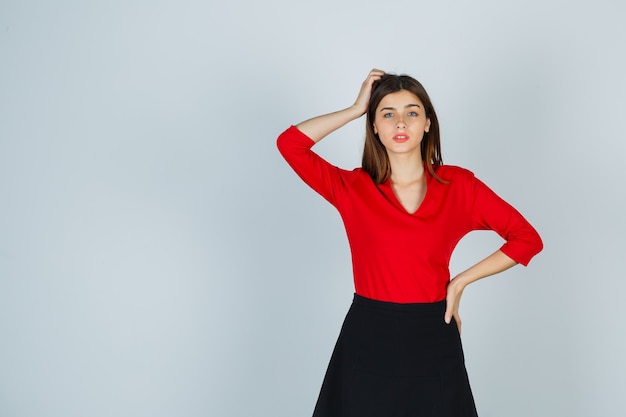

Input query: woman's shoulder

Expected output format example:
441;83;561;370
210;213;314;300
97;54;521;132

435;164;476;181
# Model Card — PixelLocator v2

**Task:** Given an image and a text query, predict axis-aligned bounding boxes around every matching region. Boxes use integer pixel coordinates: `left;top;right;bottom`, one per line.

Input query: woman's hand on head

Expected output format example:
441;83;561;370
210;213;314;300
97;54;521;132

293;69;385;143
352;69;385;116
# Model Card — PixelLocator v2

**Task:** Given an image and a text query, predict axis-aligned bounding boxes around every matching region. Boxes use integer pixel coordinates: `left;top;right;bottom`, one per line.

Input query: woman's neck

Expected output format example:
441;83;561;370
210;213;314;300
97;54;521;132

388;153;425;185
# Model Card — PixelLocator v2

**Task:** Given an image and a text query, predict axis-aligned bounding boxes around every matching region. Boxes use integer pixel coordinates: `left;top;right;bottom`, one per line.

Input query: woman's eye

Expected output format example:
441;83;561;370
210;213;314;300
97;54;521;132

383;113;394;118
408;111;418;117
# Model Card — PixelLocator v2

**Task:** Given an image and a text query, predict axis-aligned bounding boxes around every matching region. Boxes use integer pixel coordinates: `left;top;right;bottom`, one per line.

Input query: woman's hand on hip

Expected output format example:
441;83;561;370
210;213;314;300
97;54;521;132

445;277;466;334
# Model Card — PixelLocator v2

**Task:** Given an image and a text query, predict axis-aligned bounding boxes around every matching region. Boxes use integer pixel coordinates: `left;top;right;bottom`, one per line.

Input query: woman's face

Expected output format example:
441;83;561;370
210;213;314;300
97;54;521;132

373;90;431;157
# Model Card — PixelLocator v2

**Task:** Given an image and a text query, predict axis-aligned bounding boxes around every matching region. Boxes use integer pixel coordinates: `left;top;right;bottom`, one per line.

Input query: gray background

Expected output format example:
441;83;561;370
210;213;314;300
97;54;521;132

1;0;624;416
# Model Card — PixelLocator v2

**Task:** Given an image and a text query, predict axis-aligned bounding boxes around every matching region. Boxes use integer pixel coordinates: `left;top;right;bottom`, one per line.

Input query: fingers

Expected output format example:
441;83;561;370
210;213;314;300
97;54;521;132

444;302;453;324
445;279;464;334
362;69;385;88
444;301;462;334
353;69;385;114
444;287;456;324
365;68;385;85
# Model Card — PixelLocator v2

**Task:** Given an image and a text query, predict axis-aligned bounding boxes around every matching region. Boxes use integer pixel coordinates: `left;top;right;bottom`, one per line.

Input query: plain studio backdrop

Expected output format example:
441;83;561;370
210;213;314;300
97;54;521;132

1;1;624;416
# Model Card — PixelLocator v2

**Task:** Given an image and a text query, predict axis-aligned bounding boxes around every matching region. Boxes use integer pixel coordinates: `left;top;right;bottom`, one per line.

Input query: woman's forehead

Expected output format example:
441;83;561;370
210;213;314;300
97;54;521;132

377;90;423;108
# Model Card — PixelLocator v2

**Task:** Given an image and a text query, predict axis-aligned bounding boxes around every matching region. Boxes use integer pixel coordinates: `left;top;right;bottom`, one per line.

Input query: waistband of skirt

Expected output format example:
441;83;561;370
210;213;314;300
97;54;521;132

352;293;446;313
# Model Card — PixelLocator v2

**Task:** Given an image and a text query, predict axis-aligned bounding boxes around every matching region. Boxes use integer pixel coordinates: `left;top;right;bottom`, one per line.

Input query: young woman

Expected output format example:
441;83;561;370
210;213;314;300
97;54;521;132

277;69;543;417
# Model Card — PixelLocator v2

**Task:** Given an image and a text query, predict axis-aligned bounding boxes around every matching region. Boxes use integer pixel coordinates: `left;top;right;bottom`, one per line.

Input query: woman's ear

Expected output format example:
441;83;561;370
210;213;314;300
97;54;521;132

425;118;431;133
373;124;378;135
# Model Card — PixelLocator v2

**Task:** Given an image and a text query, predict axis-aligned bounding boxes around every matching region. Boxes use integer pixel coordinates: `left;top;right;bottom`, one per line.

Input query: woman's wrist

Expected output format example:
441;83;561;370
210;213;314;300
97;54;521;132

450;273;472;290
343;104;366;121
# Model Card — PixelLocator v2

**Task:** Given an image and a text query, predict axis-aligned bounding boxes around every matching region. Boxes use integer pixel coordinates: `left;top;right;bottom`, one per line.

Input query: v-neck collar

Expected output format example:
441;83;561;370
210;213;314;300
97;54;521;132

377;165;433;216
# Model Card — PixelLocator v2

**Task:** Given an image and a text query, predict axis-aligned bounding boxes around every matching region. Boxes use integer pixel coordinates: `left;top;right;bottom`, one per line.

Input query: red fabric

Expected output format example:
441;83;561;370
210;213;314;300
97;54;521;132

277;125;543;303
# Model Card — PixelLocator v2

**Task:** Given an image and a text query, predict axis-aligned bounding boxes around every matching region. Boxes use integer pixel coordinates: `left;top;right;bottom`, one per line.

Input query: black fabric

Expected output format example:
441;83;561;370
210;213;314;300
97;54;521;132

312;294;478;417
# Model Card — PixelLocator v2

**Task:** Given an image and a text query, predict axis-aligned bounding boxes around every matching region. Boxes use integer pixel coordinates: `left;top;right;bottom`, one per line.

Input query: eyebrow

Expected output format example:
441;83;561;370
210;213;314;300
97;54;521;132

379;104;422;112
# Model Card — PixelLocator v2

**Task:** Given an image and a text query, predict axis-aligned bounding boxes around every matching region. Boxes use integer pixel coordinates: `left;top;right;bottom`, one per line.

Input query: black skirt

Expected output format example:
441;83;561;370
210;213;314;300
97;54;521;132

312;294;478;417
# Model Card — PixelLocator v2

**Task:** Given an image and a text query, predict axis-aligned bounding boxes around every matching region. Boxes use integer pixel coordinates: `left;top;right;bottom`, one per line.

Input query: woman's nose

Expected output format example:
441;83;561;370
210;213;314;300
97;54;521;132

396;116;406;128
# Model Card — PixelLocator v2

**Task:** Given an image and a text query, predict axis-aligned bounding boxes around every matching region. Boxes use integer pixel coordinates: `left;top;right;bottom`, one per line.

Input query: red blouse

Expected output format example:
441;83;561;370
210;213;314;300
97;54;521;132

277;126;543;303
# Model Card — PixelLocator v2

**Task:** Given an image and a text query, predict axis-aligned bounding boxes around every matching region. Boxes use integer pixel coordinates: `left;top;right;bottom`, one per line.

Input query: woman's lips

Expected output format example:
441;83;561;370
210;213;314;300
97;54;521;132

393;134;409;143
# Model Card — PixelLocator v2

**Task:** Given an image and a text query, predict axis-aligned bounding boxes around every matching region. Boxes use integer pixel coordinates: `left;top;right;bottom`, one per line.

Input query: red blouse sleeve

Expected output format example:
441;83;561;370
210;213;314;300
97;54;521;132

470;176;543;266
276;125;360;207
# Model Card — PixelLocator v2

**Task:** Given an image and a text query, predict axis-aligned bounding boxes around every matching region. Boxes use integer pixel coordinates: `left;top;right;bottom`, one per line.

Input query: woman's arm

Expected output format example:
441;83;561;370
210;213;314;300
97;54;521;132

444;250;518;334
296;69;384;143
277;69;384;206
444;173;543;333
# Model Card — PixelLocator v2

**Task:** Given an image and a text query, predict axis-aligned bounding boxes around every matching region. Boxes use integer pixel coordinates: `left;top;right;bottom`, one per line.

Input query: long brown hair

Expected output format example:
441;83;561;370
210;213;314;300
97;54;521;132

362;74;445;184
